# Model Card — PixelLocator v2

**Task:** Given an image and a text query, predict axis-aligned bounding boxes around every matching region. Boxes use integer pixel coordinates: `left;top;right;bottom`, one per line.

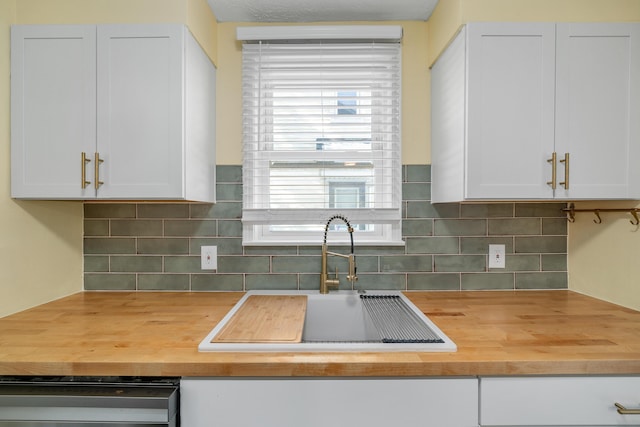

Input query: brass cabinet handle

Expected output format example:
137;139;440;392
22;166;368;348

94;152;104;190
559;152;570;190
81;152;91;188
546;152;557;189
615;403;640;415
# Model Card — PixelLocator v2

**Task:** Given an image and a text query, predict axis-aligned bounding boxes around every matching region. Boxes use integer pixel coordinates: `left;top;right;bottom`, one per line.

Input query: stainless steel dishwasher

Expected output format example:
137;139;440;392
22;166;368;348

0;376;179;426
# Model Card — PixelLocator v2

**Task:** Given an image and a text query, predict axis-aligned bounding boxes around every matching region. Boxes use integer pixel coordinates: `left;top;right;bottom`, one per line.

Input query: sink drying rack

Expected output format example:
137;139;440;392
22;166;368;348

562;203;640;225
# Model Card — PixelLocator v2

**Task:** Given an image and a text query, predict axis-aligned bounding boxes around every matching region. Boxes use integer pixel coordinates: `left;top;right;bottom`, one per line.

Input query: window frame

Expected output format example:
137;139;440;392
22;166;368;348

240;34;403;247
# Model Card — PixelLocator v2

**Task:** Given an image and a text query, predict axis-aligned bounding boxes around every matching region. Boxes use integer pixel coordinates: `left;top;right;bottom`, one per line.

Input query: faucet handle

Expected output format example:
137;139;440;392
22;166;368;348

324;268;340;290
347;254;358;284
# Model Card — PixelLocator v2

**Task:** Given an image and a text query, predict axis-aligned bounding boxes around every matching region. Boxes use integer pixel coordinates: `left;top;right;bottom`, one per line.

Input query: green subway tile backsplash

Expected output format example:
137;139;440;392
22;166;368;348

84;256;109;272
434;219;487;236
462;272;515;290
460;237;513;254
542;218;568;235
405;164;430;182
138;203;189;219
542;254;568;271
402;219;434;236
84;238;136;254
84;203;136;218
434;255;486;272
246;274;298;290
272;256;320;274
192;273;243;291
84;220;109;236
488;218;541;235
380;255;433;272
407;273;460;291
164;220;217;237
515;272;568;289
164;256;205;273
138;274;190;291
111;220;163;236
84;273;136;290
515;236;567;254
110;256;162;272
406;236;459;254
137;238;190;255
83;164;568;291
461;204;513;218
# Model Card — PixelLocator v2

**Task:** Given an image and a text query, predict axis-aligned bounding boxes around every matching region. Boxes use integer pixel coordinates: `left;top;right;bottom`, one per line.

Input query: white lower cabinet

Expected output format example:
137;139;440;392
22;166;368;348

180;377;479;427
181;375;640;426
480;376;640;426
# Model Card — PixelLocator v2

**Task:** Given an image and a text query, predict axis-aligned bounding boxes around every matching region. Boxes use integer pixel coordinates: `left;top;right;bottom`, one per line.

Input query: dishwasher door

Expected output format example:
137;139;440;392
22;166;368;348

0;378;178;426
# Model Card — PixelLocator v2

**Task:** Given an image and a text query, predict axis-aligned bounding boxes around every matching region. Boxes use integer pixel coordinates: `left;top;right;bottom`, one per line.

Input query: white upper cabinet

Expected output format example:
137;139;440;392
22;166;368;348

11;24;216;202
431;22;640;202
555;23;640;200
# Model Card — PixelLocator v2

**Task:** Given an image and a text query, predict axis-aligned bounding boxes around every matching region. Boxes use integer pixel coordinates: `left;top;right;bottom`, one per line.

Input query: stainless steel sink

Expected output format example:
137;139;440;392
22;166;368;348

198;290;457;352
302;292;380;342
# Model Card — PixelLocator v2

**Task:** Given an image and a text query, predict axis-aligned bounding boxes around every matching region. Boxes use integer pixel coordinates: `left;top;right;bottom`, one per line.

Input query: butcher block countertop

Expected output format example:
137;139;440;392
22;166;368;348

1;290;640;377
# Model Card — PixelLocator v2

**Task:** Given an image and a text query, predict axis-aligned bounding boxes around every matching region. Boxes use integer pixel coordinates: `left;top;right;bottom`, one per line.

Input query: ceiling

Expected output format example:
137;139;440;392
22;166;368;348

206;0;440;22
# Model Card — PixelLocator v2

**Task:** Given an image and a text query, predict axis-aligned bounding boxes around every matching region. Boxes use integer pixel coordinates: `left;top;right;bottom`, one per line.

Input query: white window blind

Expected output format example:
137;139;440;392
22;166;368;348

242;39;402;246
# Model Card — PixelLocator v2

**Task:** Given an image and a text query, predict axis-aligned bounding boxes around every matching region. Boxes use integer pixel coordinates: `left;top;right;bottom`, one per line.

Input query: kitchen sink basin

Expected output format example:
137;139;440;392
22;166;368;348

198;290;457;352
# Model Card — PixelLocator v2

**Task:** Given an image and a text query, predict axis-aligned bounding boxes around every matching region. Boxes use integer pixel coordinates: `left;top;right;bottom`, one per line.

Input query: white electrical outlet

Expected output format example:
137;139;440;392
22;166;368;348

488;244;505;269
201;246;217;270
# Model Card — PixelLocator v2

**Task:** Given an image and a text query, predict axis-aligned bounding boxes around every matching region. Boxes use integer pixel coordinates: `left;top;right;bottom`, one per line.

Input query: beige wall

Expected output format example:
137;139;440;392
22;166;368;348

14;0;218;63
428;0;640;65
569;201;640;309
215;21;430;165
427;0;640;310
0;0;82;317
187;0;218;64
0;0;217;317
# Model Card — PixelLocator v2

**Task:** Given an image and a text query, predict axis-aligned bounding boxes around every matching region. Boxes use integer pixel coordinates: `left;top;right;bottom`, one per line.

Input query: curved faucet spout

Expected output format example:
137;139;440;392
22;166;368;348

320;215;358;294
323;214;355;256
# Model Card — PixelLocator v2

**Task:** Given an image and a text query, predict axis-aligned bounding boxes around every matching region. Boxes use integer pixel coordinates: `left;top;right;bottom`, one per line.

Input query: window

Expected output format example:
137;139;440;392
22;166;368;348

241;32;402;246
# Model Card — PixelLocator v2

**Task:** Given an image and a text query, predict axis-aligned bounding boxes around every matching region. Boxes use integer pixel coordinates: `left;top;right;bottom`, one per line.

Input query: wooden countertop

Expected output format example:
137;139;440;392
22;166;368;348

1;290;640;377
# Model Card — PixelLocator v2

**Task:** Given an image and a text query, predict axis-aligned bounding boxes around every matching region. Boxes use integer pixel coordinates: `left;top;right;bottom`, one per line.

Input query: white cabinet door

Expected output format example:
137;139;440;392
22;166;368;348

432;22;556;202
431;25;466;203
466;22;556;200
96;25;184;199
555;23;640;199
11;25;96;198
481;376;640;426
183;30;216;203
11;24;216;202
181;377;479;427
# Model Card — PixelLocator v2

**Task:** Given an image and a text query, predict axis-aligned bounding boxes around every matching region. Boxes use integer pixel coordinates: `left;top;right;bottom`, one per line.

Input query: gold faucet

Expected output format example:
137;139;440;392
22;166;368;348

320;215;358;294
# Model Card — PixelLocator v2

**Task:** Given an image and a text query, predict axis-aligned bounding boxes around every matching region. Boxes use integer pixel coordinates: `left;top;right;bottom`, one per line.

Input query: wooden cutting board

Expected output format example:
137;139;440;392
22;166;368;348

212;295;307;343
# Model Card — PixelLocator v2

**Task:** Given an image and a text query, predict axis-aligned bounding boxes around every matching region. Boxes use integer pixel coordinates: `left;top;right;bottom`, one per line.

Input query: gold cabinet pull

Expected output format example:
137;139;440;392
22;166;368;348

615;403;640;415
559;152;570;190
546;152;557;189
81;152;91;188
94;152;104;190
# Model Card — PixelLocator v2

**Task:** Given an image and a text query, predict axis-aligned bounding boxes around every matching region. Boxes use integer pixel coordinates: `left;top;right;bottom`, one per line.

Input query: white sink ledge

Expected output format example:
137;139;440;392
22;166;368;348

198;290;457;353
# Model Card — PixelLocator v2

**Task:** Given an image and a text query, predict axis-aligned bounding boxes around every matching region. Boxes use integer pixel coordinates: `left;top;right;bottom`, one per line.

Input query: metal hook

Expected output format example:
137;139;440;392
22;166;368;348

630;210;640;226
565;203;576;222
593;210;602;224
